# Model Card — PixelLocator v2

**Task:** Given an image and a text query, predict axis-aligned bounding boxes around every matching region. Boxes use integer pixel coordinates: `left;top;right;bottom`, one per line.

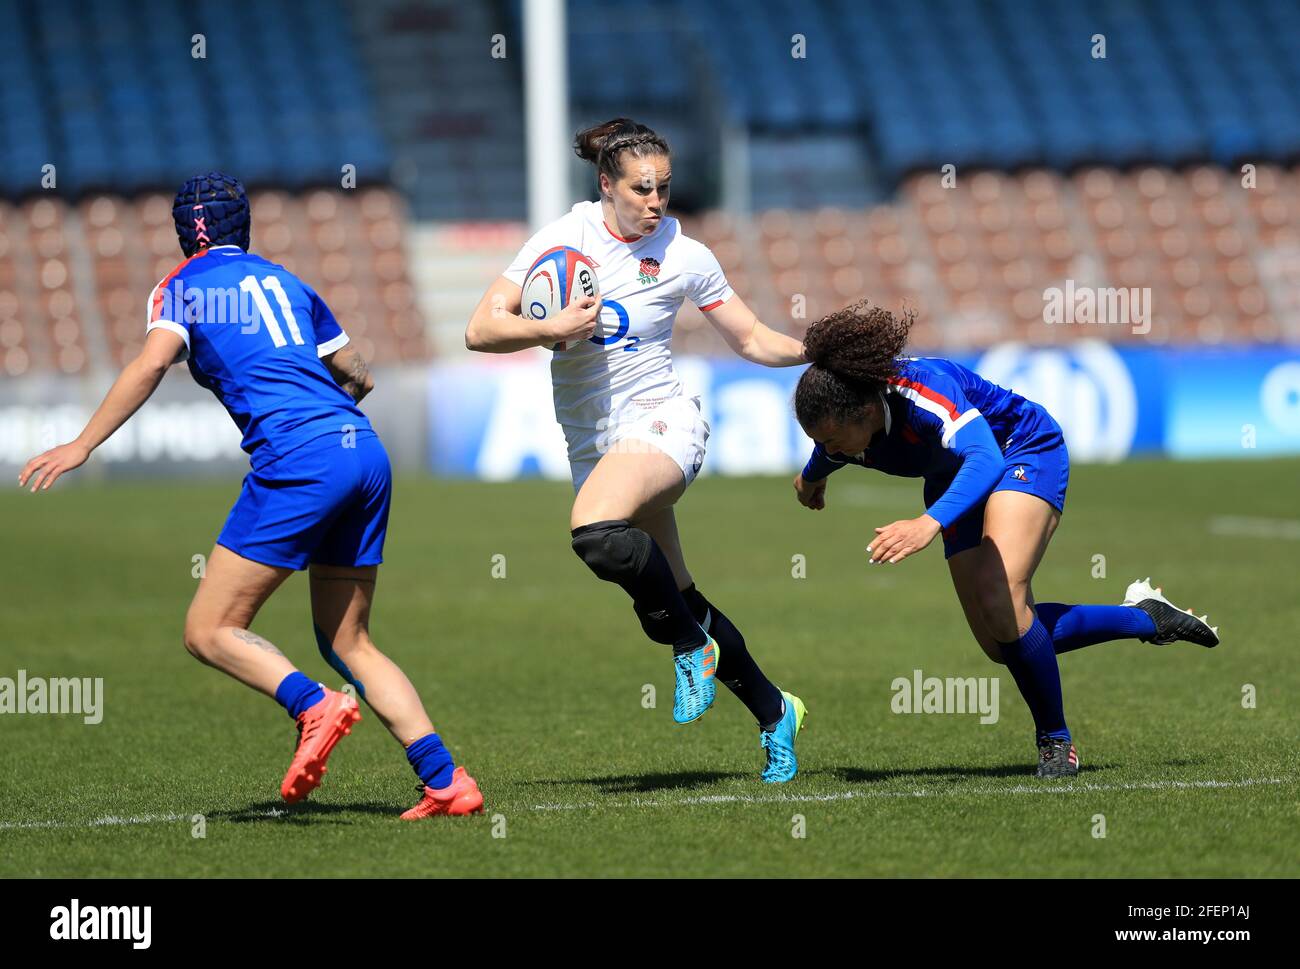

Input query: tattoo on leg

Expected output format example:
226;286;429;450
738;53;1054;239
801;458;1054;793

232;628;285;657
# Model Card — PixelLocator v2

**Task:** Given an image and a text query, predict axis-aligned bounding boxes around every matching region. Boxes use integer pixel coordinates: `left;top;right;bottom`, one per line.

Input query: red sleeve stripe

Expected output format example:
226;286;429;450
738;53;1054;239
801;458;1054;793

887;375;961;421
698;299;725;312
149;249;211;322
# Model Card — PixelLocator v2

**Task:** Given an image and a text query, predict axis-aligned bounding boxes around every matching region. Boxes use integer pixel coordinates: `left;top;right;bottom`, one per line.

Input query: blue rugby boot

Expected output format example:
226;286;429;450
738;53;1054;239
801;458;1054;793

760;691;807;783
672;635;720;724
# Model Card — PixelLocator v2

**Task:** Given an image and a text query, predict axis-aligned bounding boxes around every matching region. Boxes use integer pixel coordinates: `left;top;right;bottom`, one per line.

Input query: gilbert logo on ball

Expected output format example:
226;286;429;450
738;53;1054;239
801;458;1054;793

521;246;600;352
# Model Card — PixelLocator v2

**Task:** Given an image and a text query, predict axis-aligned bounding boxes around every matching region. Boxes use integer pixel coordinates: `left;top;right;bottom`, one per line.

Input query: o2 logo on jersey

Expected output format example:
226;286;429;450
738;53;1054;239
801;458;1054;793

590;297;639;351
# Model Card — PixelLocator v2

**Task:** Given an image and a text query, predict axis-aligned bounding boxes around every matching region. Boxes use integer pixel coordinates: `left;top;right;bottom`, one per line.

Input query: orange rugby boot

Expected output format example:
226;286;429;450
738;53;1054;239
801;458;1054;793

399;766;485;820
280;688;361;803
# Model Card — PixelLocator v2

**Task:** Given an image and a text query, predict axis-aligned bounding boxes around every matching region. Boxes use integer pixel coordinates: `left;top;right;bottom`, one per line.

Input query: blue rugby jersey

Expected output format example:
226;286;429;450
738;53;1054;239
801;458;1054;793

145;245;372;468
801;357;1058;527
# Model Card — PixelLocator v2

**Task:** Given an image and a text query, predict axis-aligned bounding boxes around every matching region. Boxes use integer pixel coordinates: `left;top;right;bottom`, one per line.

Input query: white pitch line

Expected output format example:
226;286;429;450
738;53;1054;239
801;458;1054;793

528;776;1289;812
0;779;1288;831
0;807;286;832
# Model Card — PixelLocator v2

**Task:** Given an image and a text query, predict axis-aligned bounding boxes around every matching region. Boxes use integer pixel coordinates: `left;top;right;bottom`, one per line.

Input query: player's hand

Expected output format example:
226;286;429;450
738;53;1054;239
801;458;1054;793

867;514;941;564
18;441;91;493
549;296;601;345
793;473;827;510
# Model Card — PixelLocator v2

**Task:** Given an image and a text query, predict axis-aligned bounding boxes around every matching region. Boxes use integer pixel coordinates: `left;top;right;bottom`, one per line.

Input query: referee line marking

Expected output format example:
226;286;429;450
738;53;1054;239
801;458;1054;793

0;778;1287;830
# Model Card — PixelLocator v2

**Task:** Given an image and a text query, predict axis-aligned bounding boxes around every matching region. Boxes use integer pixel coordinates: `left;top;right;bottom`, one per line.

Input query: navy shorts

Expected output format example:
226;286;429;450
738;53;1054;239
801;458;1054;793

218;431;392;570
924;418;1070;560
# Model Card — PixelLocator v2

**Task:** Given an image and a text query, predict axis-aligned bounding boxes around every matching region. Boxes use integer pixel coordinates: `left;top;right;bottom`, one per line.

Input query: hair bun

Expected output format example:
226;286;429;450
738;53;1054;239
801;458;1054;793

573;118;670;174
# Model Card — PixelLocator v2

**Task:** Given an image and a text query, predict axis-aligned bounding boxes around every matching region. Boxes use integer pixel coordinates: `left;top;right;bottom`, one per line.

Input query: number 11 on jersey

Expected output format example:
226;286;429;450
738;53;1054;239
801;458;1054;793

239;274;305;348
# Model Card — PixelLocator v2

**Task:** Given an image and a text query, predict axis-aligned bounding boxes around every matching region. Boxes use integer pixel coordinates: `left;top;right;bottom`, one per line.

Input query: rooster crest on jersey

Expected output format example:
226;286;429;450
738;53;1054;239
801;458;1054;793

172;171;250;257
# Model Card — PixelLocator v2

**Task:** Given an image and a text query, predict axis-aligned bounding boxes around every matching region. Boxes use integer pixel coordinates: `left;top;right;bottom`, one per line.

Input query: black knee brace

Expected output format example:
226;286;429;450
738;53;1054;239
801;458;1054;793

571;520;652;584
574;521;707;652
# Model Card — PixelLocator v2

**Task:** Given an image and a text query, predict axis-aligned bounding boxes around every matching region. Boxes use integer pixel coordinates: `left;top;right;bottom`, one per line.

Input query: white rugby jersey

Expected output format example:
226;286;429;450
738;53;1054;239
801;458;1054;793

503;200;733;435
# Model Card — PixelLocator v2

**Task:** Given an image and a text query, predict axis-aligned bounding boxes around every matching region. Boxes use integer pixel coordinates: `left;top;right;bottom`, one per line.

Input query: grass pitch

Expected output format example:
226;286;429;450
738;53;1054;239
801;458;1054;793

1;458;1297;877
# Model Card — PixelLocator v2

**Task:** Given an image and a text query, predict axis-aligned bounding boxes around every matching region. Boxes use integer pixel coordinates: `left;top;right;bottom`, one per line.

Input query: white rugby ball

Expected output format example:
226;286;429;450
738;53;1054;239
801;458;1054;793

521;245;599;351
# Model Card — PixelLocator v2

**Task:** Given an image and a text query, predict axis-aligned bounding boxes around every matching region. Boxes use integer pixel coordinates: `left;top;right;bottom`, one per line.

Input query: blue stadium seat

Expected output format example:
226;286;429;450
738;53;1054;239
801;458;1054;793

0;0;391;199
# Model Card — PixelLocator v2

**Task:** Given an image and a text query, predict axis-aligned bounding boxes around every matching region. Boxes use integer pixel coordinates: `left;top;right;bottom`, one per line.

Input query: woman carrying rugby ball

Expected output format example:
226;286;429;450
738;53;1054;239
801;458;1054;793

466;118;809;781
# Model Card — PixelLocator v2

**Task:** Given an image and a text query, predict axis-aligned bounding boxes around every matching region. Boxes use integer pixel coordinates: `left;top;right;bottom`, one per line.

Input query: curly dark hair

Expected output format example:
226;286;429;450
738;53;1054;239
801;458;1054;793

573;117;671;188
794;299;915;431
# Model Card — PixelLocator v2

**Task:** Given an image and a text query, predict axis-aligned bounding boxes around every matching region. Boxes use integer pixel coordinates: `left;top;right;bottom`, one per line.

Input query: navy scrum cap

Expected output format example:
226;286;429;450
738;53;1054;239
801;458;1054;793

173;171;250;257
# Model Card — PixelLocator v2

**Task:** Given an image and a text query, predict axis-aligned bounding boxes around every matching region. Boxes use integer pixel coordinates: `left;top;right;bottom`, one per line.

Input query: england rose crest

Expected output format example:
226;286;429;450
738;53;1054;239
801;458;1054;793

637;257;661;285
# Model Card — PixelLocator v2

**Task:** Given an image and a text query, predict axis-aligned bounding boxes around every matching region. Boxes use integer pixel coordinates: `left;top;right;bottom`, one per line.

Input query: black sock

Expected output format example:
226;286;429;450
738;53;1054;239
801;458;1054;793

571;520;707;653
680;585;785;728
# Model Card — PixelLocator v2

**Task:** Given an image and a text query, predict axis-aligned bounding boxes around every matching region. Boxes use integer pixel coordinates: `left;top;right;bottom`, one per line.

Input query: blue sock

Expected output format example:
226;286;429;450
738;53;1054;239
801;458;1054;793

1036;603;1157;654
406;732;455;790
274;672;324;719
998;615;1070;744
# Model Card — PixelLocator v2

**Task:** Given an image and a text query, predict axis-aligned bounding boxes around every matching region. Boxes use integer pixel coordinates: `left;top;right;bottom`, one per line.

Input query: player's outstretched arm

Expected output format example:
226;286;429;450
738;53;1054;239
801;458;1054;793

703;294;807;367
465;276;599;353
18;328;184;492
322;344;375;403
868;416;1002;564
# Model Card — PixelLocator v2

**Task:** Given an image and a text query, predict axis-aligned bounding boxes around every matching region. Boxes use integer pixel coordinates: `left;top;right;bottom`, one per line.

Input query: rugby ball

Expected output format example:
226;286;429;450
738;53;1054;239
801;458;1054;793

521;246;599;351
